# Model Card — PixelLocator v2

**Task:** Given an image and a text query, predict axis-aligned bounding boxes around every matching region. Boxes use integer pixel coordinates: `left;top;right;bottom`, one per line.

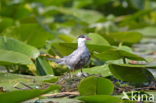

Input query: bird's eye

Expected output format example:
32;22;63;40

78;35;85;38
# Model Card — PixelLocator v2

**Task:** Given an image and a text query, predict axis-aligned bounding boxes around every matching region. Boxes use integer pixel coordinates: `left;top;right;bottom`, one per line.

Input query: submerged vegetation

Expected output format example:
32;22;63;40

0;0;156;103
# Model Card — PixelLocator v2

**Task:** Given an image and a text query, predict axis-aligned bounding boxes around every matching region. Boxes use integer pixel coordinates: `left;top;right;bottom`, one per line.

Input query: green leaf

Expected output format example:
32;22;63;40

0;49;33;65
0;72;58;91
109;64;154;83
27;97;82;103
0;85;60;103
78;76;114;96
134;26;156;38
78;95;121;103
129;0;145;9
1;24;54;48
94;47;145;61
107;32;143;44
51;43;145;61
75;65;112;77
87;33;110;46
94;49;121;61
58;8;104;24
51;43;112;56
43;77;58;83
35;57;54;76
0;36;39;59
0;17;14;33
58;34;76;43
50;42;75;57
120;10;153;28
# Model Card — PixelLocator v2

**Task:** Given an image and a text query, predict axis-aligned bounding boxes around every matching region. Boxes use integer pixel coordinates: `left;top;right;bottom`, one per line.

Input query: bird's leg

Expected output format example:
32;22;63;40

68;70;72;78
72;69;75;73
80;68;83;73
80;68;87;77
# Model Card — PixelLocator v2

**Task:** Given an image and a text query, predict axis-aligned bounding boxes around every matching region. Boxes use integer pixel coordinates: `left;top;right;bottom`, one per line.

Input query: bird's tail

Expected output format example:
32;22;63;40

48;58;64;64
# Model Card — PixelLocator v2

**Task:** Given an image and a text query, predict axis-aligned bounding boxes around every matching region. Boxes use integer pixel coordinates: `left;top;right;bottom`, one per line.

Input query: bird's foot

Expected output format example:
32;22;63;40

76;72;89;77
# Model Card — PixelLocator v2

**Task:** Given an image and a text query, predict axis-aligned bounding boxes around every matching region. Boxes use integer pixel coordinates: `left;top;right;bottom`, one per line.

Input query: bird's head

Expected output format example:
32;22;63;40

78;35;91;43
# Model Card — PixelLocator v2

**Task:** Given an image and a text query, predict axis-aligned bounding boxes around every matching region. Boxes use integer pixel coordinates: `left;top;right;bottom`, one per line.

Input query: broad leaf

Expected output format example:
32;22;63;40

50;43;113;56
109;64;154;83
78;76;114;96
58;8;104;24
106;32;143;44
129;0;145;9
87;33;110;46
0;17;14;33
0;36;39;59
35;56;54;76
51;43;145;61
78;95;121;103
0;72;58;91
0;85;60;103
0;49;33;65
1;24;54;48
75;65;112;77
94;47;145;61
58;34;76;42
134;26;156;37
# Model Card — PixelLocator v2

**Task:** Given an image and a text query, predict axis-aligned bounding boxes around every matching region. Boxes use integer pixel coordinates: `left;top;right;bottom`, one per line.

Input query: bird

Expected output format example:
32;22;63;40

51;35;91;76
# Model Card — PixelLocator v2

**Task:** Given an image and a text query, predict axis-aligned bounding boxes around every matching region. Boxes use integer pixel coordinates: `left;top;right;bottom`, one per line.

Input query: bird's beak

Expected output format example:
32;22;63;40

86;37;91;40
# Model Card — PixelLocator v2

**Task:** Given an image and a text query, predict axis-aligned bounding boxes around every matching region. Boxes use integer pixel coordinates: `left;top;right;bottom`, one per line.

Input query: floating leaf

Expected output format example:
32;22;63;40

58;34;76;42
134;26;156;37
75;65;112;77
35;57;54;76
109;64;154;83
78;76;114;96
51;43;113;56
0;17;14;33
129;0;145;9
0;49;32;65
106;32;143;44
0;85;60;103
94;47;145;61
50;42;145;61
0;72;58;91
0;36;39;59
58;8;104;24
78;95;121;103
87;33;110;46
1;24;54;48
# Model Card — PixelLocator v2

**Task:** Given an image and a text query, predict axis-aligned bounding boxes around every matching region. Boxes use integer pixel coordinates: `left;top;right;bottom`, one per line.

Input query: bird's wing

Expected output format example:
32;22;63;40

64;48;85;67
48;58;65;64
48;49;80;65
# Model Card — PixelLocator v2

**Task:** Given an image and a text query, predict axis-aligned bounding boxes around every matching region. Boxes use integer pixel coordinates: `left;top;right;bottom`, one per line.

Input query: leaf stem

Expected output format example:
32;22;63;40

122;57;127;64
6;66;10;72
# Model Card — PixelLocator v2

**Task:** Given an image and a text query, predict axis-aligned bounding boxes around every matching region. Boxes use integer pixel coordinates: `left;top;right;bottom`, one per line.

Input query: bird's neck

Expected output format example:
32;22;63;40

78;41;86;48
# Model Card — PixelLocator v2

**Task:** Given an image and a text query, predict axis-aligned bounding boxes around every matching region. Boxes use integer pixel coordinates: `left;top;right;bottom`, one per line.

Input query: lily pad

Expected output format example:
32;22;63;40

109;64;154;83
134;26;156;38
0;85;60;103
78;76;114;96
58;8;104;24
78;95;121;103
0;36;39;59
0;72;58;91
0;17;14;33
0;49;33;65
1;23;54;48
94;47;145;61
87;33;110;46
75;64;112;77
106;32;143;44
35;56;54;75
52;43;113;56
